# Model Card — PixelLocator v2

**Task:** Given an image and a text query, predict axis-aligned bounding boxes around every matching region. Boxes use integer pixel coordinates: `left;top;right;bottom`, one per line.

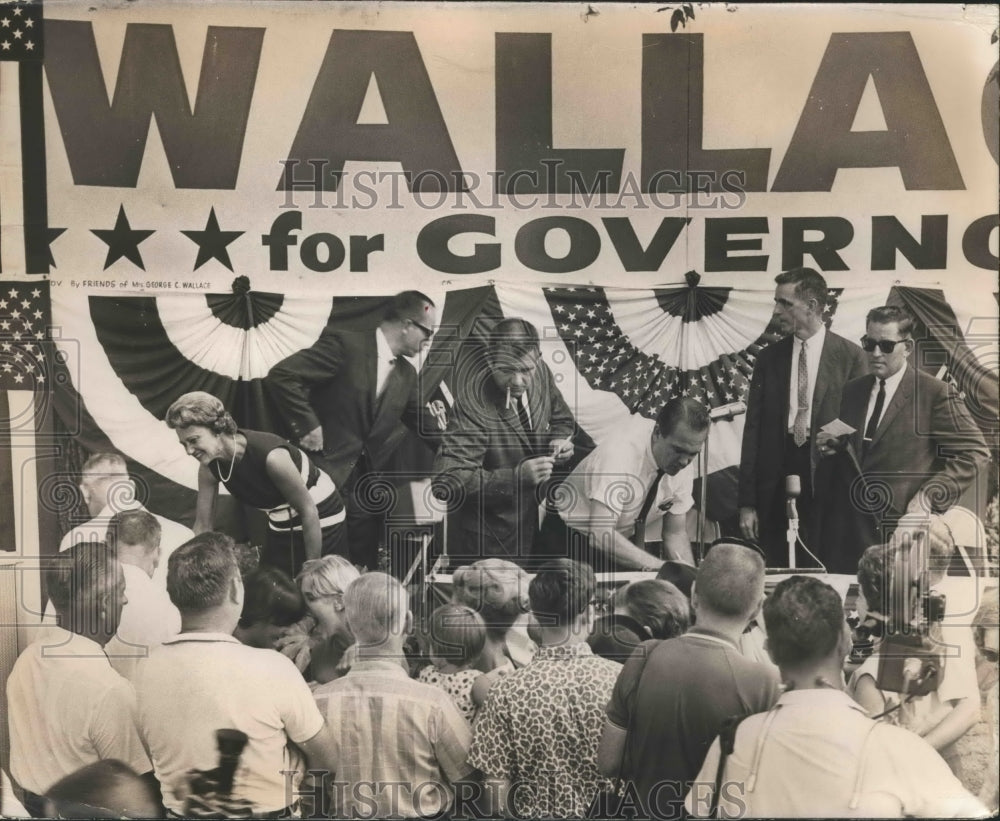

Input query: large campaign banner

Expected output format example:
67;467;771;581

0;2;997;599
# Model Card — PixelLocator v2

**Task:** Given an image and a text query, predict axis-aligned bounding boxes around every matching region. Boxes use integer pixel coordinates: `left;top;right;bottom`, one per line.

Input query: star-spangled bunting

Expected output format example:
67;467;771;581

0;282;49;391
540;285;848;420
91;205;155;270
0;0;42;62
181;207;244;271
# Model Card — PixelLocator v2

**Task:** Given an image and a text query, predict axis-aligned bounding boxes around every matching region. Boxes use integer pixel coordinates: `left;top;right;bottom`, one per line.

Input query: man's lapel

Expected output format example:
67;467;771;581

811;333;834;431
774;335;793;437
364;332;378;421
869;367;914;450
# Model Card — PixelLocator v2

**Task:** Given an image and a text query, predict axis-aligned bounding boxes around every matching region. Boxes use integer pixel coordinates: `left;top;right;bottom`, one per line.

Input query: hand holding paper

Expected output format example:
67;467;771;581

817;419;856;456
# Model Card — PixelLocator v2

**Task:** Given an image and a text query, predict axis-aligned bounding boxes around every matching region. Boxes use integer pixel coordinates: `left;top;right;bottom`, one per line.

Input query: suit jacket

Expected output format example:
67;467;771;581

738;330;867;527
267;329;419;489
432;355;577;561
819;366;990;572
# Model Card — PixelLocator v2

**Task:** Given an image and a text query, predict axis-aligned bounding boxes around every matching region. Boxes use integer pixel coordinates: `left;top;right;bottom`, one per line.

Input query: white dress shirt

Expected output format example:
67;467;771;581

786;324;826;432
104;562;182;683
59;501;194;589
864;361;907;435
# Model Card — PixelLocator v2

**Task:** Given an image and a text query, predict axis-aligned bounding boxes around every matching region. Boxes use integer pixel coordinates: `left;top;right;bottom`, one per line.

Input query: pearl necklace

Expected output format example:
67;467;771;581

217;435;238;483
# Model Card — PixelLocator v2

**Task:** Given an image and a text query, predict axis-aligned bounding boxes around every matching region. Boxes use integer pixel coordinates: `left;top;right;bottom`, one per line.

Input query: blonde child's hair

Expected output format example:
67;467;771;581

428;604;486;666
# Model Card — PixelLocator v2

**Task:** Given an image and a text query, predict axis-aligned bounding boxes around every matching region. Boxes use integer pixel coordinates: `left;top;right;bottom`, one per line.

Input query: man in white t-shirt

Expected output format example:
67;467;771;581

103;510;182;683
541;397;709;570
7;542;153;817
686;576;986;818
135;532;337;817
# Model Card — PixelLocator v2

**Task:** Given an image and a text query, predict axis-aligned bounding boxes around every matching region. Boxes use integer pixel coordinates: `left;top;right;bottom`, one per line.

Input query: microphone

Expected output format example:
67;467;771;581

785;475;800;569
709;400;747;421
785;475;800;521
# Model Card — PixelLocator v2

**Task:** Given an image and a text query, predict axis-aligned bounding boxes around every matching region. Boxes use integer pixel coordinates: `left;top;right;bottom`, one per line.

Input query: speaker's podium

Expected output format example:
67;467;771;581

380;478;447;587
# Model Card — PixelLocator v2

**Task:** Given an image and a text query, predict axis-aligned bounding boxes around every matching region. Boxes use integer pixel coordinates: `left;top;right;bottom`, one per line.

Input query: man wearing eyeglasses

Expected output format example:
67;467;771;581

268;290;442;568
816;305;989;573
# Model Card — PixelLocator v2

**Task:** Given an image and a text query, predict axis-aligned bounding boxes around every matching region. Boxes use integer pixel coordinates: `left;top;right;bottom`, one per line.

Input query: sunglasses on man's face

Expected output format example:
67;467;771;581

860;335;908;354
408;319;434;340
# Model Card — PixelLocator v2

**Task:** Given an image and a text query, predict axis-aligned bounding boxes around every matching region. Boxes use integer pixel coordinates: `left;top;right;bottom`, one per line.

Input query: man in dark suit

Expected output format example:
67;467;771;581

817;305;990;574
738;268;868;566
432;318;578;564
267;290;438;568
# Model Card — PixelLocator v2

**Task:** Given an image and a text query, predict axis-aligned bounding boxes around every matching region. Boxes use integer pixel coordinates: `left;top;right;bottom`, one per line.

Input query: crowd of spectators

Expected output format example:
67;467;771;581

4;521;996;819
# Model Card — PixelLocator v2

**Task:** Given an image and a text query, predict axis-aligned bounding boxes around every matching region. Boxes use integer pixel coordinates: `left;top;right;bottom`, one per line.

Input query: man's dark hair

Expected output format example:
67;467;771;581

490;317;541;359
45;759;158;819
695;542;765;619
384;290;435;322
105;510;160;551
865;305;915;337
167;532;239;612
528;559;594;627
656;559;697;599
46;541;117;620
621;579;691;640
239;566;307;628
763;575;845;668
774;267;828;308
857;542;892;615
655;396;710;437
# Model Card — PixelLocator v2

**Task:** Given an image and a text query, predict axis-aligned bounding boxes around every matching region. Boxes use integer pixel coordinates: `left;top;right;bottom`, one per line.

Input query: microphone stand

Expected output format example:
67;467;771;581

786;500;798;569
697;439;708;564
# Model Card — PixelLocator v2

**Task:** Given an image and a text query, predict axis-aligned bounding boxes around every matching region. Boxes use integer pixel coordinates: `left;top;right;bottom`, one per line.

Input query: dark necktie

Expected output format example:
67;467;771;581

516;393;532;432
633;468;665;547
792;340;809;447
863;378;887;452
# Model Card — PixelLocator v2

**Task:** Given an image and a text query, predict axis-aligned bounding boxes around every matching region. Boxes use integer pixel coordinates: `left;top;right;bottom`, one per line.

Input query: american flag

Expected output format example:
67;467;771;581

541;282;846;421
542;284;775;420
0;279;49;554
0;280;48;391
0;0;48;276
0;0;43;61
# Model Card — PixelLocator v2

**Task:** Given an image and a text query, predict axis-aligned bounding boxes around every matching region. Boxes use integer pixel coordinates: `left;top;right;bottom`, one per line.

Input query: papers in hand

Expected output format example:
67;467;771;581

820;419;856;438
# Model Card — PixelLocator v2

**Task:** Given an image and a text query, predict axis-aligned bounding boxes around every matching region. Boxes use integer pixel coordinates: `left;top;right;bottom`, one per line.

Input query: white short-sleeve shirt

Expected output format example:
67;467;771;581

135;632;324;814
7;629;151;794
556;416;694;535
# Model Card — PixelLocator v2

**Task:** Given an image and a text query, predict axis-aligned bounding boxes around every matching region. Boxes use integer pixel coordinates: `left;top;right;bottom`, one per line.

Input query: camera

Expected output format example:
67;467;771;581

874;533;945;696
184;729;255;819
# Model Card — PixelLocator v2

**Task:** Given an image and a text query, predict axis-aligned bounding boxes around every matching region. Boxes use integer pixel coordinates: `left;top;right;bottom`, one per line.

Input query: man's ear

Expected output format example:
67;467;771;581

121;476;139;510
403;609;414;637
230;574;244;607
690;582;698;613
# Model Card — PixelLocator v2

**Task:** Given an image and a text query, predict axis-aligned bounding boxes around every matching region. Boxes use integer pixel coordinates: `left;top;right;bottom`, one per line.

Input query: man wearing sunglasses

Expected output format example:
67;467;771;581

268;290;442;568
816;305;989;573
